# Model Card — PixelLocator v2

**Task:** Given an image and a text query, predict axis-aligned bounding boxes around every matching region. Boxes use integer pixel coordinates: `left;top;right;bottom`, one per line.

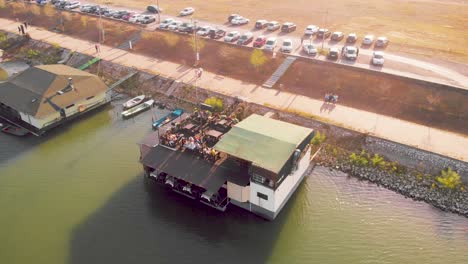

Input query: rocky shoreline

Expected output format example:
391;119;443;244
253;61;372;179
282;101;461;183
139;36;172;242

315;146;468;218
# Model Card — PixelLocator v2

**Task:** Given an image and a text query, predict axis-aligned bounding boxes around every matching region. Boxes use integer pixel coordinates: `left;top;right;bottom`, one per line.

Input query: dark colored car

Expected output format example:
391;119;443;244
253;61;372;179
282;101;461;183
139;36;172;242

255;20;268;29
331;31;344;41
237;32;254;45
113;10;129;19
327;47;339;60
147;5;162;13
316;28;330;39
122;12;135;21
281;22;297;33
253;36;267;47
209;29;226;39
95;7;110;15
346;33;357;43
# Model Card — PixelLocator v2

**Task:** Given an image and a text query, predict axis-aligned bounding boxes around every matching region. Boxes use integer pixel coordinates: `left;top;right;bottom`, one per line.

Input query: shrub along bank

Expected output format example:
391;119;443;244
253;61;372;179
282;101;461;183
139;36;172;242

313;135;468;217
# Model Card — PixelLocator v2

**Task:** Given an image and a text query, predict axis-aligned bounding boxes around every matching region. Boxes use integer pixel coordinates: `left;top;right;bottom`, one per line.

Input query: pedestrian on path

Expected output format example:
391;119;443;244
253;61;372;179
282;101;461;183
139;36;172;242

23;21;28;29
301;37;304;45
18;26;21;34
95;43;100;53
20;25;25;35
197;67;203;78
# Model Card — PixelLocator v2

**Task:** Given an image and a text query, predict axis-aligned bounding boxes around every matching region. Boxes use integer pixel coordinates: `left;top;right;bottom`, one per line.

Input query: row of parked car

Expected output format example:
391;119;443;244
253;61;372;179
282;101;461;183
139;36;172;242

228;14;389;48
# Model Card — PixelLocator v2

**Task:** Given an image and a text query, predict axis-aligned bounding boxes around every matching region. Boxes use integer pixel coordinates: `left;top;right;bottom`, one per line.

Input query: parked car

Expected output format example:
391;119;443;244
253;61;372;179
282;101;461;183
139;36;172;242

104;10;117;17
95;6;110;15
80;4;91;11
302;43;317;56
50;0;60;4
231;16;249;25
64;1;80;10
327;47;339;60
113;10;129;19
264;37;277;51
197;26;212;37
346;33;357;43
122;12;136;21
129;14;143;23
168;21;182;31
159;18;174;29
281;22;296;33
304;24;319;35
331;31;344;41
317;28;330;39
54;0;68;9
375;36;389;47
371;51;385;65
267;21;280;31
343;46;359;60
228;14;240;23
179;7;195;16
36;0;48;5
138;15;156;24
281;39;293;53
83;4;99;13
253;35;267;47
178;22;191;32
224;31;240;42
362;35;375;45
209;28;226;39
255;20;268;29
147;5;162;13
237;32;254;45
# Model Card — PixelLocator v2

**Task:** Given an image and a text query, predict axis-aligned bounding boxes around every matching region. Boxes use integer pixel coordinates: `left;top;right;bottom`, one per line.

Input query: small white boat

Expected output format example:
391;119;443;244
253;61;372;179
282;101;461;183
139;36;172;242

122;99;154;118
123;95;146;109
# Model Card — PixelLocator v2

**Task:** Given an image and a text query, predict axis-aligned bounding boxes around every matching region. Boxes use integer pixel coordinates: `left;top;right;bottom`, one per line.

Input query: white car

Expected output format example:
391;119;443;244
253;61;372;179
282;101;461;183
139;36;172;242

224;31;240;42
371;51;385;65
138;15;156;24
343;46;359;60
362;35;375;45
159;18;174;29
302;43;317;56
267;21;280;31
304;24;319;35
129;14;142;23
168;21;182;31
281;39;293;53
231;16;249;25
197;26;212;36
264;37;277;51
179;7;195;16
64;1;80;10
375;36;389;47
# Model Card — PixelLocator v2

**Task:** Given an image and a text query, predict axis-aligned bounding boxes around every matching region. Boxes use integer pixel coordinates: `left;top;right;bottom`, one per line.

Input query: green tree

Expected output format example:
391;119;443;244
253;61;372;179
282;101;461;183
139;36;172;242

436;168;462;189
250;49;268;69
204;97;224;112
311;131;326;146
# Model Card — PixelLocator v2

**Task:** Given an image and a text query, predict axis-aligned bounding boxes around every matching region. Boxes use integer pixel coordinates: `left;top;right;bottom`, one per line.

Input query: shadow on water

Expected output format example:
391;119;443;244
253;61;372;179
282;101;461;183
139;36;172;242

69;173;299;264
0;104;113;165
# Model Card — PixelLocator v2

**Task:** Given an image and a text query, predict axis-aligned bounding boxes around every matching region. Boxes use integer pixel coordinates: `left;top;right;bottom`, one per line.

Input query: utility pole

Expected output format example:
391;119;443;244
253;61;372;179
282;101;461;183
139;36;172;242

193;19;199;66
321;9;328;51
156;0;161;23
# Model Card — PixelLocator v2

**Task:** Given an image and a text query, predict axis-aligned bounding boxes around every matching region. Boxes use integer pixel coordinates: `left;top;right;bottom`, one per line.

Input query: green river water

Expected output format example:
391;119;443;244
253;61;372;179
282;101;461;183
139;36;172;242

0;102;467;264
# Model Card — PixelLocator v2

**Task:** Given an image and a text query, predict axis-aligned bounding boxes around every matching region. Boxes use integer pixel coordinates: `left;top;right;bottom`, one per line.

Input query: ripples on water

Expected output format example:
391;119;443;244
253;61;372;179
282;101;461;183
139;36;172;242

0;103;467;264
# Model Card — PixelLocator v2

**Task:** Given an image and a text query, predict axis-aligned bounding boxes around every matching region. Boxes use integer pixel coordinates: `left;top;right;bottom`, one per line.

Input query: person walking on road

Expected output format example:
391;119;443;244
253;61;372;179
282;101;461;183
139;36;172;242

18;26;21;34
23;21;28;29
95;43;100;53
197;67;203;78
20;25;25;35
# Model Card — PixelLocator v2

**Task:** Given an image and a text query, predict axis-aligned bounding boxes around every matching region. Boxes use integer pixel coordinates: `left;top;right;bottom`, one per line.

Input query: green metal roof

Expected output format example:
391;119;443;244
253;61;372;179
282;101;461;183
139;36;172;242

214;114;313;174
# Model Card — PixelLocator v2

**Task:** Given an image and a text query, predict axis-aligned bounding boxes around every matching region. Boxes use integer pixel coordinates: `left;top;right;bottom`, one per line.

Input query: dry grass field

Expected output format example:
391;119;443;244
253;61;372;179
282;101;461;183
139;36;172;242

100;0;468;63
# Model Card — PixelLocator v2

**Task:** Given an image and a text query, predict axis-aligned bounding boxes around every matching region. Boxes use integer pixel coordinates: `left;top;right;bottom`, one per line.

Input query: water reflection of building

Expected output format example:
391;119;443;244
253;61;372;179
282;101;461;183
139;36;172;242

140;113;314;220
0;64;109;135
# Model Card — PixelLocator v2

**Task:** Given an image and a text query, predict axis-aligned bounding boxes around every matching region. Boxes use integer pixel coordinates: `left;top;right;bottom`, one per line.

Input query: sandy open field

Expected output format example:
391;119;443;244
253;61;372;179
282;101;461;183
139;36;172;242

98;0;468;63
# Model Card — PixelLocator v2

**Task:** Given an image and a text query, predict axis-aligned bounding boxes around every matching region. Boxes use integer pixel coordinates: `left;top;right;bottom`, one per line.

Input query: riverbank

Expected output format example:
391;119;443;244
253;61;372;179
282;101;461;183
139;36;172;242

314;144;468;217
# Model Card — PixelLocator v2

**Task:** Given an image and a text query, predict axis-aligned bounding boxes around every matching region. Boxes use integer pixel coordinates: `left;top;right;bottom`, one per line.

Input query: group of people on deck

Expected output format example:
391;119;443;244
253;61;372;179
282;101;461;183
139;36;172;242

159;131;221;162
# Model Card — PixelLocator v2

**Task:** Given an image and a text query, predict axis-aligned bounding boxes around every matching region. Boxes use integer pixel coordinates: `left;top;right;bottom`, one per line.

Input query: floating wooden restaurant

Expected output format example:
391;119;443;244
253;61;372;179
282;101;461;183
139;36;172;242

140;112;314;220
0;65;110;136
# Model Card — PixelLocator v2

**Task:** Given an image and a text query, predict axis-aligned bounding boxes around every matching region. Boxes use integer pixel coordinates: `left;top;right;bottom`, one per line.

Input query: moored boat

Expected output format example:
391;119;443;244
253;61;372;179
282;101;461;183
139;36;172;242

152;109;184;129
123;95;146;109
122;99;155;119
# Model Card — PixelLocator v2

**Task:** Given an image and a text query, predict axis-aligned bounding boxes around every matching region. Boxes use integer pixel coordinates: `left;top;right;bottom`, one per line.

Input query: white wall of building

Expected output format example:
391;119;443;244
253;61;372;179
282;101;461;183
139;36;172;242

274;149;310;211
249;148;311;213
227;182;250;202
